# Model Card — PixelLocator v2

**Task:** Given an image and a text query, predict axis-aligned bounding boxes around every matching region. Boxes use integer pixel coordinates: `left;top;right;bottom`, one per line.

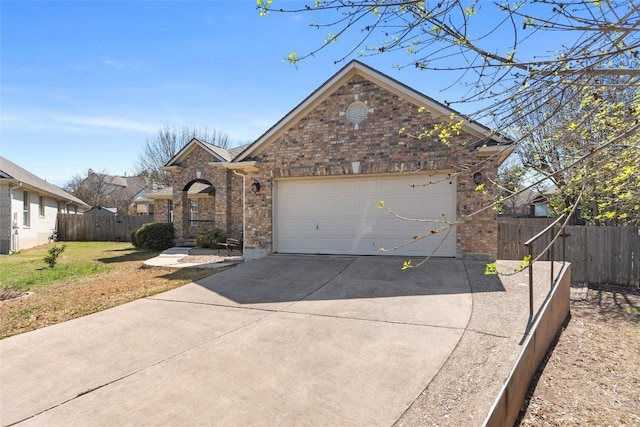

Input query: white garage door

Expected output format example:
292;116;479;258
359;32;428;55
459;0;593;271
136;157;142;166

274;174;456;257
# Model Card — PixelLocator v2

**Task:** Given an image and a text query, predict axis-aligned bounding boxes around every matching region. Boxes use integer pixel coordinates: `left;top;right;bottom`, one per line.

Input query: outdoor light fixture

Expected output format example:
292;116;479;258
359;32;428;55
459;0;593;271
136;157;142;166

251;181;261;193
473;172;483;185
196;171;202;179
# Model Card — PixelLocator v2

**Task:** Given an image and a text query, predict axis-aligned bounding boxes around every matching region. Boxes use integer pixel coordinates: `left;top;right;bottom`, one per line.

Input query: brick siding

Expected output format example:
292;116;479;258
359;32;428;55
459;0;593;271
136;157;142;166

243;75;498;257
168;145;243;244
165;75;501;257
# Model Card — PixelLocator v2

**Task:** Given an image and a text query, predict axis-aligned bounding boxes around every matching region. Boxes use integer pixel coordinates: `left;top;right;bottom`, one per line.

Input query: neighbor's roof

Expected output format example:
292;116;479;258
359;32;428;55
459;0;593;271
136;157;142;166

0;156;90;208
145;182;215;199
91;173;149;201
235;59;513;162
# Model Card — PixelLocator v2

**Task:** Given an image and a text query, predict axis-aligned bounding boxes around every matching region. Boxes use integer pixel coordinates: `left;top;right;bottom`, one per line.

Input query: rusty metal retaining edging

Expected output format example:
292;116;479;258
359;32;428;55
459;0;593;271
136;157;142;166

483;262;571;427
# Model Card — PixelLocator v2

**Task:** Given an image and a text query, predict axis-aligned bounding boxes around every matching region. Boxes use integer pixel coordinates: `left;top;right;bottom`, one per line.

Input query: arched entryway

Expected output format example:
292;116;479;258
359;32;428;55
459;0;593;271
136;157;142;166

181;179;216;241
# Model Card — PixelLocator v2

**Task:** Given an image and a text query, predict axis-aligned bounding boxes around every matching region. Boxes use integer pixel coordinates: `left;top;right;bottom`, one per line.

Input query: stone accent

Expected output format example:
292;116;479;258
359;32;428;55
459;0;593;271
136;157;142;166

243;75;499;257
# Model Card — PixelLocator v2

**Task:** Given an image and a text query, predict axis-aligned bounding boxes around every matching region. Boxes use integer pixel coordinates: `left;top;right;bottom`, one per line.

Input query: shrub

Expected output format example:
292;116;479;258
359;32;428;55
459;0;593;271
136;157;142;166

43;244;67;268
132;223;174;251
196;227;226;249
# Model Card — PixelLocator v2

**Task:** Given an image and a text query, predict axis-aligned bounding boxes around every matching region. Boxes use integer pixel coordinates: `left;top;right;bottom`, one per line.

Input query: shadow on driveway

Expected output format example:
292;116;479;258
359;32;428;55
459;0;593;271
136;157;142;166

181;255;505;305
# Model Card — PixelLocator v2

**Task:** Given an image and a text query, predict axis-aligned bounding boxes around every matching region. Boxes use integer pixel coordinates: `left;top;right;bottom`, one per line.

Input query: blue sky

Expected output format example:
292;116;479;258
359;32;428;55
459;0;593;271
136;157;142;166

1;1;569;186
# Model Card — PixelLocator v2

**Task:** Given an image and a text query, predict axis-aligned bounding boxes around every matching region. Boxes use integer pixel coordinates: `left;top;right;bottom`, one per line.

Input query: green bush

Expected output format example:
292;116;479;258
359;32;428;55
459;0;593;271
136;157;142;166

196;227;226;249
132;223;174;251
43;244;67;268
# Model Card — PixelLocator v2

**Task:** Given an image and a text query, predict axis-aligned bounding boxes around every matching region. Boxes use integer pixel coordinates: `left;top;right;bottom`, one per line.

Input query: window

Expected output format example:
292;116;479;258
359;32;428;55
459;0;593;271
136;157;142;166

23;191;30;227
189;199;198;222
168;200;173;223
39;195;45;217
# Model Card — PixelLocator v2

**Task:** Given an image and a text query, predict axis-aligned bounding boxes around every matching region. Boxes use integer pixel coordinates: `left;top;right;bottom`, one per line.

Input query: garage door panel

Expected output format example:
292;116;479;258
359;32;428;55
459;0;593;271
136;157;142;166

275;175;455;257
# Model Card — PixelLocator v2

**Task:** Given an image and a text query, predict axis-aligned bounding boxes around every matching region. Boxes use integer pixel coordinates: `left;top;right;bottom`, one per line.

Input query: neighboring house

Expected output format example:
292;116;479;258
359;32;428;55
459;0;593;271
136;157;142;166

0;156;89;254
78;172;150;215
502;185;559;218
155;60;513;260
132;193;154;216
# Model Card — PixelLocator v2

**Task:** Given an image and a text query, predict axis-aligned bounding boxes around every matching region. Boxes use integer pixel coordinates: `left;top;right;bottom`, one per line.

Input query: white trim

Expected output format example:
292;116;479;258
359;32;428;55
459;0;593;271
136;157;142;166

163;138;227;167
273;172;456;257
210;161;259;172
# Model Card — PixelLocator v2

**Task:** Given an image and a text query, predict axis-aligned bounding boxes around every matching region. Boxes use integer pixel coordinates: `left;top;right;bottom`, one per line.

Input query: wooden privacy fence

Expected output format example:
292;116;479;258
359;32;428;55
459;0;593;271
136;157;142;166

498;220;640;287
57;214;154;242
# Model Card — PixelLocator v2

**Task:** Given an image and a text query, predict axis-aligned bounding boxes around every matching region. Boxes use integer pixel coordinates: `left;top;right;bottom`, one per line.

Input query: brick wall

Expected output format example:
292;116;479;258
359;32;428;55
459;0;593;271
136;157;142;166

167;145;243;244
244;75;499;257
153;199;171;224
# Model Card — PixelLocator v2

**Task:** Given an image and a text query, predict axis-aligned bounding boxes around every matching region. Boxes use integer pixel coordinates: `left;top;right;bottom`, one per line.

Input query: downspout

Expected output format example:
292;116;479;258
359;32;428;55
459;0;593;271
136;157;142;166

232;170;246;256
8;182;23;253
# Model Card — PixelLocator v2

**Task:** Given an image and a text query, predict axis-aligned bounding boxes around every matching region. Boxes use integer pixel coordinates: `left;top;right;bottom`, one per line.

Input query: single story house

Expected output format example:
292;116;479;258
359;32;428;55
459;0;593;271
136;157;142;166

0;156;89;254
150;60;513;260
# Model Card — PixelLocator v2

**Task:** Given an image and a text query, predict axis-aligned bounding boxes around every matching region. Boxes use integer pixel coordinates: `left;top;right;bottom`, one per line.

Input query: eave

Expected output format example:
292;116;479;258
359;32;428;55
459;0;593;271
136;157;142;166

475;145;515;165
211;161;259;173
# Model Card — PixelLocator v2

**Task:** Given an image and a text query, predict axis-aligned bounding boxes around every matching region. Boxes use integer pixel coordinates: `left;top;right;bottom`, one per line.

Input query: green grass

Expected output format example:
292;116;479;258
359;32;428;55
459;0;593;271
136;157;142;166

0;242;158;291
626;305;640;314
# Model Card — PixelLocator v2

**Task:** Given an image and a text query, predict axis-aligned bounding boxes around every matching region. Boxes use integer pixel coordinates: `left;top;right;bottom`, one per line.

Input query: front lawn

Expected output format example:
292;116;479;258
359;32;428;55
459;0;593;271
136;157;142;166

0;242;217;338
0;242;146;292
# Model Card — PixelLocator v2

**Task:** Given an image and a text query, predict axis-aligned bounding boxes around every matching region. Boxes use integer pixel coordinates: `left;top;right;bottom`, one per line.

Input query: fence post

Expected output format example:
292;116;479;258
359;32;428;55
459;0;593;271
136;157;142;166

528;243;534;318
550;238;554;289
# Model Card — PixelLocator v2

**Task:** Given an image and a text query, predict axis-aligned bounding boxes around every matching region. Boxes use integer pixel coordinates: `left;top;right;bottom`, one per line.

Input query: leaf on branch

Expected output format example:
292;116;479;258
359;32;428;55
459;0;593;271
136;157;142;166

517;254;532;271
402;260;413;270
377;200;385;208
287;52;300;66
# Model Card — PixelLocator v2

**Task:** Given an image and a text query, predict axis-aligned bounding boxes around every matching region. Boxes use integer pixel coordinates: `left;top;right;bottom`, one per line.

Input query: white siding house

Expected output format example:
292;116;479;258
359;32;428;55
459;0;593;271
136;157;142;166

0;157;89;254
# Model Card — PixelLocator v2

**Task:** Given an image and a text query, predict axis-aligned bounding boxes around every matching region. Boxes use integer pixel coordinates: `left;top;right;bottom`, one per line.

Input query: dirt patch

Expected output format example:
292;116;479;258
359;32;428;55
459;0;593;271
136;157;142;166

518;286;640;426
0;288;29;302
0;259;218;339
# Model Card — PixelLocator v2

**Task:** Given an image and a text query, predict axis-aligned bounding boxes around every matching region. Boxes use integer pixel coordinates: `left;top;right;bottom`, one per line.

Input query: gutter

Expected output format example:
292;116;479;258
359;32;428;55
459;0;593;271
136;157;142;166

7;182;23;253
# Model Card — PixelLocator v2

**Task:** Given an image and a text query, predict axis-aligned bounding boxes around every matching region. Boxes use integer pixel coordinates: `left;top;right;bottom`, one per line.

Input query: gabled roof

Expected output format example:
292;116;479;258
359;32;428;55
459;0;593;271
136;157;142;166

164;138;251;168
235;60;512;162
0;156;90;208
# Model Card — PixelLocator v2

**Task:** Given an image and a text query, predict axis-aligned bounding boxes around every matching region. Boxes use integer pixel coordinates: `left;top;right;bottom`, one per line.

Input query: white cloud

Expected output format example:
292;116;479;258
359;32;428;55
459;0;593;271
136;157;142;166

50;114;159;134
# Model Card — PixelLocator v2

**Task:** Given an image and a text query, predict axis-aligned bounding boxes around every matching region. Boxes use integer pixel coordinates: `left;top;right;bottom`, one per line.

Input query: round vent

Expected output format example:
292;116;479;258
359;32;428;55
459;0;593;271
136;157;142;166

345;101;368;125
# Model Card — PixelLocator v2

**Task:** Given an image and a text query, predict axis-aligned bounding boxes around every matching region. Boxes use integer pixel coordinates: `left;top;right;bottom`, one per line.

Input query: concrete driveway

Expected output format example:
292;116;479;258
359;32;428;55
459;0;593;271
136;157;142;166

1;256;483;426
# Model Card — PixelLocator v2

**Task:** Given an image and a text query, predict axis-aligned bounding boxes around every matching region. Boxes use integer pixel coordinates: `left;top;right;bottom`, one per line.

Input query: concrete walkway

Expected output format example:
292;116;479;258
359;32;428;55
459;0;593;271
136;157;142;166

142;246;242;269
0;255;554;426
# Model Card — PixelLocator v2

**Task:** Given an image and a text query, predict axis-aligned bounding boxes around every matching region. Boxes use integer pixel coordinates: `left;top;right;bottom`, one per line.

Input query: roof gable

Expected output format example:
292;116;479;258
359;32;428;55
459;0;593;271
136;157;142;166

235;60;511;162
164;138;234;167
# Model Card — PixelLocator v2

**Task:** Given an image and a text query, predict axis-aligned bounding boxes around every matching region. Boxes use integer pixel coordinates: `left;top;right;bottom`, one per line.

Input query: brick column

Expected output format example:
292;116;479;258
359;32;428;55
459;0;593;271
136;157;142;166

173;191;188;245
